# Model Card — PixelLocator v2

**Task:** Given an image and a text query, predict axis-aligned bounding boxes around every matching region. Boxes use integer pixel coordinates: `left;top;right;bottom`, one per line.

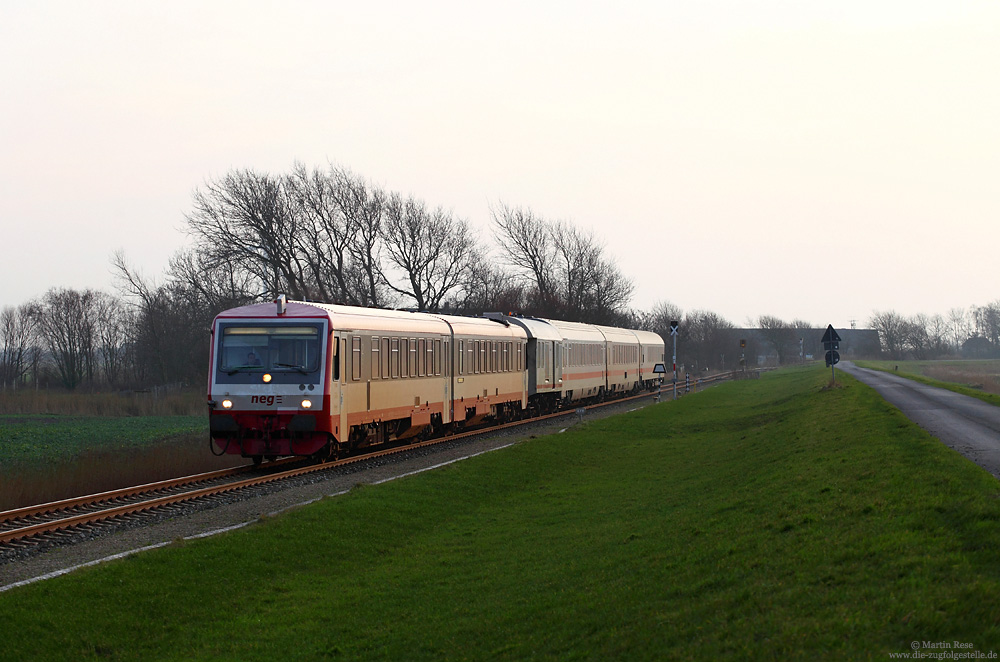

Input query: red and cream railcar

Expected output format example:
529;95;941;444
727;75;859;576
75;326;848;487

208;299;529;461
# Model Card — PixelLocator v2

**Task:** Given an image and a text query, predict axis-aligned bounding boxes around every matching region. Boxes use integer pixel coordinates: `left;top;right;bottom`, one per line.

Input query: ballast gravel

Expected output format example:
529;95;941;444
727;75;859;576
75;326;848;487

1;397;657;591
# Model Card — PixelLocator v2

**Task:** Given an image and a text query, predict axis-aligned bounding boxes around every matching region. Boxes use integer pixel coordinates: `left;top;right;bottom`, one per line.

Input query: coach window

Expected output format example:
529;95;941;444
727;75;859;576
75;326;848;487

458;339;464;375
351;336;362;381
434;339;442;375
391;338;400;378
418;339;426;377
332;337;341;382
371;337;380;379
381;338;389;378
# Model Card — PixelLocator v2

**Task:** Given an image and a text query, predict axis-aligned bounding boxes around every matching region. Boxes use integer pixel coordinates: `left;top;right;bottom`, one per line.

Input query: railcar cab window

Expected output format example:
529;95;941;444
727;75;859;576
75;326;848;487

216;323;323;384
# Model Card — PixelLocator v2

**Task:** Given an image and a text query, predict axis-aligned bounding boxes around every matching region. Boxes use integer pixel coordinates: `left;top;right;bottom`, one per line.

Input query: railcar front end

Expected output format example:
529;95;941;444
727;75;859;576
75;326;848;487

208;300;334;461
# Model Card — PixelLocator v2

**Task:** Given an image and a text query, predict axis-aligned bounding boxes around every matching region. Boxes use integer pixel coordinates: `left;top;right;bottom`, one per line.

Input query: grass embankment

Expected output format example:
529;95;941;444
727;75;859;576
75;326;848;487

2;366;1000;659
855;359;1000;406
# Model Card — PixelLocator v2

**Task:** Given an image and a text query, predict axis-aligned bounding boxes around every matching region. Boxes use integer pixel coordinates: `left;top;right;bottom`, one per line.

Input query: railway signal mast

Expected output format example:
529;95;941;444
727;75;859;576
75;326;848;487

670;320;679;400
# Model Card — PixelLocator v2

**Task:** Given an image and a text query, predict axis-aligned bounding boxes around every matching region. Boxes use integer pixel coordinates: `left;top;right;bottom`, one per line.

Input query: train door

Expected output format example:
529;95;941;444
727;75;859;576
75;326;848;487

332;334;347;443
525;338;538;395
541;340;552;388
442;335;451;424
554;342;563;390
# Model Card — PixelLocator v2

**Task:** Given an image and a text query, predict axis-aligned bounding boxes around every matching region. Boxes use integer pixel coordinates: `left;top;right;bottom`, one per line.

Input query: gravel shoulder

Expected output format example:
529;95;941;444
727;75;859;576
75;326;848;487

1;396;659;591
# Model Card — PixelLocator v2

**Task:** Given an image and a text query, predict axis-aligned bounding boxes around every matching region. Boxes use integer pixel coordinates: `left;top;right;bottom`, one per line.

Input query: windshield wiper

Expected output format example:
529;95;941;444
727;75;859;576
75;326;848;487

226;365;262;375
273;362;309;374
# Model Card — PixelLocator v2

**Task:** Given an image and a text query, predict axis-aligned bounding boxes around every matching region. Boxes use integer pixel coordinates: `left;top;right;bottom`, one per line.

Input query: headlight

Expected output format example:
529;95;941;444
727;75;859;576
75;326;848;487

301;399;312;409
262;373;272;383
222;399;233;409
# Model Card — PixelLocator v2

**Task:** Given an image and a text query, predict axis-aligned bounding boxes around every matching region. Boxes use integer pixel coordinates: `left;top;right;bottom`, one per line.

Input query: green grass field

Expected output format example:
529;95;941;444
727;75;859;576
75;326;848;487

2;366;999;660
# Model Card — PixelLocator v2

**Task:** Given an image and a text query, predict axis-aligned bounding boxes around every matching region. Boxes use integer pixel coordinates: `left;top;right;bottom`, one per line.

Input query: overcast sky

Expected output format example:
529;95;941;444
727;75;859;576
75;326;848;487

2;1;997;329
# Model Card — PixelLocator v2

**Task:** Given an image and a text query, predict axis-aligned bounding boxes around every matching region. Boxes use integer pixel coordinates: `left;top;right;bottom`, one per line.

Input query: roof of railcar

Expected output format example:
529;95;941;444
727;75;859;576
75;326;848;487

433;313;528;340
540;318;606;343
214;301;449;333
487;315;562;342
593;324;640;344
632;329;666;348
214;301;532;338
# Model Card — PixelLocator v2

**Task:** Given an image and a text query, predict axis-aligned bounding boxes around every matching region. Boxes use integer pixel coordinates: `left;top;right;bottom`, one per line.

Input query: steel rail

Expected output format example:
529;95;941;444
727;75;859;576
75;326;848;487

0;464;262;525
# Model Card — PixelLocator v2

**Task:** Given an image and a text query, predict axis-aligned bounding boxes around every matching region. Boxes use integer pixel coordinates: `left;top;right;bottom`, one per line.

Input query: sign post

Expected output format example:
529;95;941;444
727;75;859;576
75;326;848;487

822;324;842;383
652;362;666;401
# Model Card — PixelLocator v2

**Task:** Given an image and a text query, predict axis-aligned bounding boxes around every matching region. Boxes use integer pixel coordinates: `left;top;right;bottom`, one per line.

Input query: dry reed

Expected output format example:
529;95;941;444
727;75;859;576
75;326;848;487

0;389;205;417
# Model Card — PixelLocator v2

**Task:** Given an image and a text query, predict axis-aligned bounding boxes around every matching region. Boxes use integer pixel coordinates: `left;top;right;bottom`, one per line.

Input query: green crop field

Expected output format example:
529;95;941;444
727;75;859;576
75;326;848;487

2;365;999;660
0;415;213;510
0;415;206;468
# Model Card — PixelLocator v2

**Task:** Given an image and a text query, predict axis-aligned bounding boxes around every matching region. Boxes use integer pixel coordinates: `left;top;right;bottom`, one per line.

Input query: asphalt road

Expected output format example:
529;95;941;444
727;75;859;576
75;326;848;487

840;361;1000;480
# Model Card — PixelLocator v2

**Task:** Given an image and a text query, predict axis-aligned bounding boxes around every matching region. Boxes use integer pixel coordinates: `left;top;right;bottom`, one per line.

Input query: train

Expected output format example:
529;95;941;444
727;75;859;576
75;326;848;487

207;296;666;463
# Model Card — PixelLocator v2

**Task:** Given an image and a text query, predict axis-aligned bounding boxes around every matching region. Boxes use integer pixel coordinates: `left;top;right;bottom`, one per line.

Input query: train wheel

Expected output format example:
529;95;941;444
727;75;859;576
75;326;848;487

252;455;263;467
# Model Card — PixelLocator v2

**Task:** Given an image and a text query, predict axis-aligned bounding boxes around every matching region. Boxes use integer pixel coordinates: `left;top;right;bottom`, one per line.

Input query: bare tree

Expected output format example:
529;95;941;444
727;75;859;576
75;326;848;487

924;313;950;357
948;307;972;352
337;169;394;307
0;303;39;389
34;288;100;390
380;195;476;311
185;169;305;299
869;310;908;359
577;250;634;325
972;302;1000;347
905;314;932;360
491;203;633;321
757;315;798;365
447;258;525;315
649;301;684;338
114;253;211;386
93;291;131;388
682;309;736;371
165;249;258;314
490;202;559;311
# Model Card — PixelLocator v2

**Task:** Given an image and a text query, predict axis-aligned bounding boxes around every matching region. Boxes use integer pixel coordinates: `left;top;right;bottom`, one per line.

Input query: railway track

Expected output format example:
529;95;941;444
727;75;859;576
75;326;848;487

0;373;739;556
